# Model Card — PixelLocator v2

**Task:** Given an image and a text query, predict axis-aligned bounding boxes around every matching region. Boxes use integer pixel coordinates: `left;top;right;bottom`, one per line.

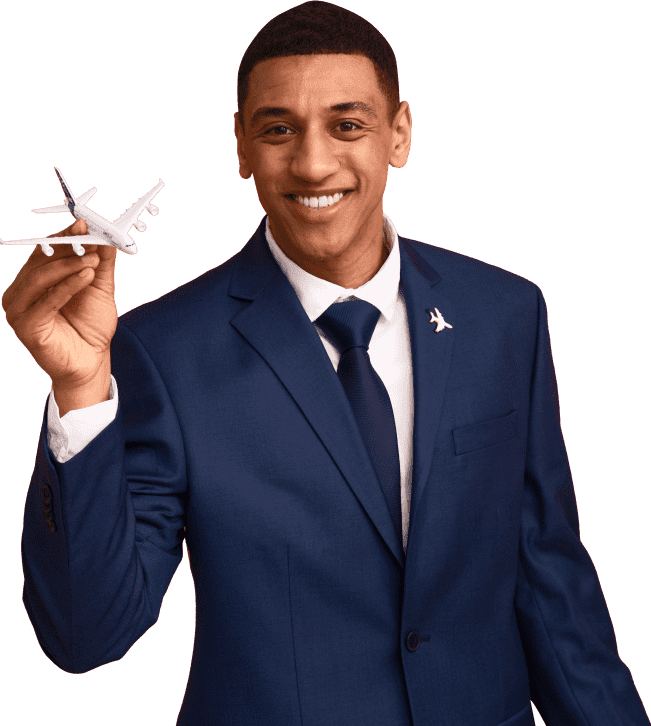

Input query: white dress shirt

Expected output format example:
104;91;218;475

47;213;415;550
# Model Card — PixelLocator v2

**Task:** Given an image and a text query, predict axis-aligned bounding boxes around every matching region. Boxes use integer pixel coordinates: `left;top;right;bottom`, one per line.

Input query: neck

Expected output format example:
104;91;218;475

269;216;390;290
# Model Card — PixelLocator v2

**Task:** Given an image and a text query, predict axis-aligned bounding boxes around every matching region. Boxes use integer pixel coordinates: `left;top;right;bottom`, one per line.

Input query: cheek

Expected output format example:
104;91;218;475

250;153;286;194
366;143;391;168
348;144;389;181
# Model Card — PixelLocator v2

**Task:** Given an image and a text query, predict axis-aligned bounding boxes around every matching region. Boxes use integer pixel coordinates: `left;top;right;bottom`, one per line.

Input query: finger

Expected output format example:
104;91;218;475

3;223;95;313
91;243;117;286
47;218;88;238
66;219;88;236
30;218;90;261
4;252;99;318
96;241;116;261
13;267;97;344
3;248;58;313
24;243;98;275
22;218;92;270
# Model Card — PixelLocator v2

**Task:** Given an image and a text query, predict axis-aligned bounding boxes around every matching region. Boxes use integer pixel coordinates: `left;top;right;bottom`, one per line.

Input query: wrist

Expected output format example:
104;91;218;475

52;359;112;417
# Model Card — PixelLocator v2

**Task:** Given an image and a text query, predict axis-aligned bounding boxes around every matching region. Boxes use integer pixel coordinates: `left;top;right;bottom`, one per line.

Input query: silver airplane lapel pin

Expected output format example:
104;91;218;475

428;308;453;332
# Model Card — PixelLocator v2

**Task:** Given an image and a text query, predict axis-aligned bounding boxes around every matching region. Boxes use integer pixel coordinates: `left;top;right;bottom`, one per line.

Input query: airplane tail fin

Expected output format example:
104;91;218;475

54;167;75;213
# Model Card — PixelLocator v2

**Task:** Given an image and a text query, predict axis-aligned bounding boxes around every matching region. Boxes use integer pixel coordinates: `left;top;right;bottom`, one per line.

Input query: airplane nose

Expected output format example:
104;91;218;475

129;244;138;255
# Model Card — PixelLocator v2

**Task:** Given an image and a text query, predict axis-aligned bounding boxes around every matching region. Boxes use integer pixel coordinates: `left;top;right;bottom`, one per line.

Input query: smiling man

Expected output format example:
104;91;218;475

6;2;650;726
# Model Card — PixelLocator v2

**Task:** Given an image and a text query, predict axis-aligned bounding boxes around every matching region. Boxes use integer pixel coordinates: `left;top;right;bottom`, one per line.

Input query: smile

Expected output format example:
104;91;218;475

286;190;352;210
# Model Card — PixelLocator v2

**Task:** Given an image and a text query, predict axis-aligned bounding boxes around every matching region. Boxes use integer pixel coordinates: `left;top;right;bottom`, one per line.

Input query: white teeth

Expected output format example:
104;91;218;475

296;191;348;209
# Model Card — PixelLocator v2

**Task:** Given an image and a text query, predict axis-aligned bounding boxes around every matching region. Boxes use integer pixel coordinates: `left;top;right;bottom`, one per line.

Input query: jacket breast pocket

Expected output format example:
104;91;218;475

452;410;518;455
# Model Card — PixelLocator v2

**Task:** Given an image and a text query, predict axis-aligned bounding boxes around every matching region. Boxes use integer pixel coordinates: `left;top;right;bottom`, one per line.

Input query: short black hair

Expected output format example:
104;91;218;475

237;1;400;132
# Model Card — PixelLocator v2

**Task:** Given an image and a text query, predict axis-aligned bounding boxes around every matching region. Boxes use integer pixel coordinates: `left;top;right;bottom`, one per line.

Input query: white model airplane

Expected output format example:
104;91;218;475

0;167;164;256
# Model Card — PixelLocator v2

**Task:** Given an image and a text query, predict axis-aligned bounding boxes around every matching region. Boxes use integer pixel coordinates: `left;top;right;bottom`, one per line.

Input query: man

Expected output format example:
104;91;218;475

3;2;649;725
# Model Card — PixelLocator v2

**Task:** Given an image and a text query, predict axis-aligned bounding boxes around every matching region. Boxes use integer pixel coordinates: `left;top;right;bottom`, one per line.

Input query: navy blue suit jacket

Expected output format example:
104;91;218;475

22;217;649;725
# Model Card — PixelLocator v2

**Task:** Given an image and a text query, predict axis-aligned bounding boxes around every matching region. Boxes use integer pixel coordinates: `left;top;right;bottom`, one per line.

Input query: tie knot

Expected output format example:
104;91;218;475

315;299;381;354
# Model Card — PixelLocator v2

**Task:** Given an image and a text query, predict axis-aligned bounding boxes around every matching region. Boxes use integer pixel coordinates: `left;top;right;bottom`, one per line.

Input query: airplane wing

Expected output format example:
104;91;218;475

0;234;112;256
112;179;164;234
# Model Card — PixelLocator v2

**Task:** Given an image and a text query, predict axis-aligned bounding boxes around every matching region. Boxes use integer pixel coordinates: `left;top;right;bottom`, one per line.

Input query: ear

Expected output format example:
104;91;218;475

389;101;412;169
234;112;252;179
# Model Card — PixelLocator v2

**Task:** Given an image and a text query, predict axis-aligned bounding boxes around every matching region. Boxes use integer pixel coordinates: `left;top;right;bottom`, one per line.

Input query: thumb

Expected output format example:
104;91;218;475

70;218;88;236
95;245;118;265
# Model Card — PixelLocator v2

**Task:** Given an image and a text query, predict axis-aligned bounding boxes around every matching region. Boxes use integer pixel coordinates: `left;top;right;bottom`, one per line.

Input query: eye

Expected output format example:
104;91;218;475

265;125;293;135
337;122;361;133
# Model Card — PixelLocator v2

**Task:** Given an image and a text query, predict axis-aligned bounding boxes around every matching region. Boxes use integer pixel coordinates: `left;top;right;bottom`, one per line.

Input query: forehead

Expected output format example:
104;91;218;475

245;54;385;120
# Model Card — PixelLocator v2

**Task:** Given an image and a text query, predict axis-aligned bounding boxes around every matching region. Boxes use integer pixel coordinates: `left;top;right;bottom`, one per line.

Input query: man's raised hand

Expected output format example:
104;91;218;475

2;219;118;416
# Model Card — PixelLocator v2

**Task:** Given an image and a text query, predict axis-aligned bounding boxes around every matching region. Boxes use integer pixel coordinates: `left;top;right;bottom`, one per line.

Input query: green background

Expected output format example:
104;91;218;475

0;0;651;726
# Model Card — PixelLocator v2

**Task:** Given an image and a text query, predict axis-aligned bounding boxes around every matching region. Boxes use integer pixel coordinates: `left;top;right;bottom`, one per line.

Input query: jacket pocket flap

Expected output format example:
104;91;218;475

453;410;518;455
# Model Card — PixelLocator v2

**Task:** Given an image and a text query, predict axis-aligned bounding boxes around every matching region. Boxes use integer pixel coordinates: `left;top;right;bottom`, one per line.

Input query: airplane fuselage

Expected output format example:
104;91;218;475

73;205;137;254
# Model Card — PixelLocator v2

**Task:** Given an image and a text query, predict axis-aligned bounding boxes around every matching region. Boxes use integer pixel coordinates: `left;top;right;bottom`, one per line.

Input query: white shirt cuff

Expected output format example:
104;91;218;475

46;375;119;463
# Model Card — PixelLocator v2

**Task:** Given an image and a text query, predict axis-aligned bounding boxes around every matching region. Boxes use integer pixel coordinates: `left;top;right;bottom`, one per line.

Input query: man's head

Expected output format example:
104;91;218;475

235;1;411;288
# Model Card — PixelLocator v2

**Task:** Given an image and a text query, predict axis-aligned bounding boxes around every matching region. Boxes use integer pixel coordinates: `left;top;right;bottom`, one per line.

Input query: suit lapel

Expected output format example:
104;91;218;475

398;237;455;546
228;218;454;569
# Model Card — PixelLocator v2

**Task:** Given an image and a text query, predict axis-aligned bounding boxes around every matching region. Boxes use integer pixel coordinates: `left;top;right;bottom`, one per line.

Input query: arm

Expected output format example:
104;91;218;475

514;287;649;725
22;320;187;673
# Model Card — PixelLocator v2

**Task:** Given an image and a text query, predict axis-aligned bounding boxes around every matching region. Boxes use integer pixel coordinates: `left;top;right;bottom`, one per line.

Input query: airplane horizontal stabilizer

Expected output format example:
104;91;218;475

75;187;97;206
32;204;71;214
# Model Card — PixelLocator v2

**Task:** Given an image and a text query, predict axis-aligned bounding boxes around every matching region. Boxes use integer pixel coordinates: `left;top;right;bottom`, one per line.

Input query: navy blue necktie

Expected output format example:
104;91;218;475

316;299;402;542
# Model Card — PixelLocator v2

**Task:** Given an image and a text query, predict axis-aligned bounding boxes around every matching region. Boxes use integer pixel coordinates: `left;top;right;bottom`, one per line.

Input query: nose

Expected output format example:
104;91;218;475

129;244;138;255
289;127;340;182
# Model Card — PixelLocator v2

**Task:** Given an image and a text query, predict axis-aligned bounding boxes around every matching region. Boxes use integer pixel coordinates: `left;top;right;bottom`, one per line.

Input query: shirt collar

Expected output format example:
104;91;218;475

265;213;401;324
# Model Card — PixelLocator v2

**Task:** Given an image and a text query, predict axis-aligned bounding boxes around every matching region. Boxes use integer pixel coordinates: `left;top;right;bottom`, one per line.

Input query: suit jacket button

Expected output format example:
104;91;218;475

405;631;421;652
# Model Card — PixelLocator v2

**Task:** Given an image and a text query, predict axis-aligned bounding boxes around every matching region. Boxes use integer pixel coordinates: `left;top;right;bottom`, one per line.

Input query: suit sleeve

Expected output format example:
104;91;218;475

21;320;187;673
514;286;649;725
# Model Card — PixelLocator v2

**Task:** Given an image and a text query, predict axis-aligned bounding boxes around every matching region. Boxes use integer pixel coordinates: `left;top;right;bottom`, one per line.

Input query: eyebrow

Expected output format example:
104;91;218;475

250;101;378;127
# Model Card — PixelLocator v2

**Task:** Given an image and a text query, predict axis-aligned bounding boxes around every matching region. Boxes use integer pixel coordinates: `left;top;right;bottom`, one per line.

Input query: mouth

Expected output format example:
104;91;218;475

285;190;353;211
